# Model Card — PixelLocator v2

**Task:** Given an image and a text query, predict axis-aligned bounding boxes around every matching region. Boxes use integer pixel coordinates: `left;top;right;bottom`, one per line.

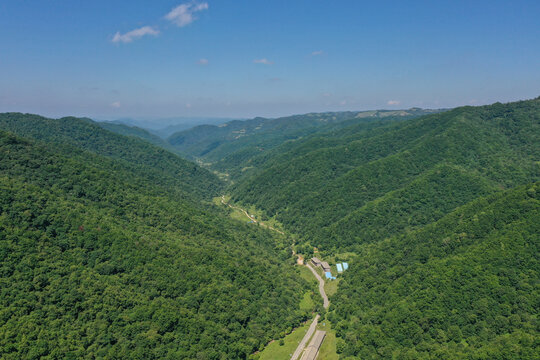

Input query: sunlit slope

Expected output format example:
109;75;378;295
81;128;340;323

97;121;175;152
330;183;539;359
232;98;540;252
0;130;309;359
167;109;440;179
0;113;222;199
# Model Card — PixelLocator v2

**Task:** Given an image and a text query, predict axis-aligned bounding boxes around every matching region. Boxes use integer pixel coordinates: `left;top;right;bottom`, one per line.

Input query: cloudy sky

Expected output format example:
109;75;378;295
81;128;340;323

1;0;539;119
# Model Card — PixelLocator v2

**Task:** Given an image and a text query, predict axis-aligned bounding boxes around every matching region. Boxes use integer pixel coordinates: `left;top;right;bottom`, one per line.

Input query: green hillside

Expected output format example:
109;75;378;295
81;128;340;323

0;113;222;199
330;183;539;359
167;109;440;179
97;122;175;152
231;99;540;253
1;98;538;359
0;126;311;358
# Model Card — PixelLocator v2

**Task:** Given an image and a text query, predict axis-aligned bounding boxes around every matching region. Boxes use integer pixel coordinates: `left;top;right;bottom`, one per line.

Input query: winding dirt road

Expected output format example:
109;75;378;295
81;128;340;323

221;195;284;234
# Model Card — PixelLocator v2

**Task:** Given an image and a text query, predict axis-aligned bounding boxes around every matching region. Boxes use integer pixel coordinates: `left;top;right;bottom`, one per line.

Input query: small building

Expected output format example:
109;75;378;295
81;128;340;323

342;262;349;270
325;272;333;279
311;257;322;267
336;263;343;273
321;261;331;272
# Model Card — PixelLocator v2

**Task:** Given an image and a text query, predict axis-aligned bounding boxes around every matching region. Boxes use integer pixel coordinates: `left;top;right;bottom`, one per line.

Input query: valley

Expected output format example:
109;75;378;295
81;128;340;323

206;98;539;359
0;98;538;359
218;197;332;360
2;2;539;359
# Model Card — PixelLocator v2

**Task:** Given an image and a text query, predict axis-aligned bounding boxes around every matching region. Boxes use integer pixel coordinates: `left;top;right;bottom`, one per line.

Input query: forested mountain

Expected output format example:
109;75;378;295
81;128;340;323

225;98;539;359
1;98;538;359
106;117;232;139
97;122;175;152
167;109;441;179
0;120;312;358
331;183;539;359
0;113;221;199
231;99;540;253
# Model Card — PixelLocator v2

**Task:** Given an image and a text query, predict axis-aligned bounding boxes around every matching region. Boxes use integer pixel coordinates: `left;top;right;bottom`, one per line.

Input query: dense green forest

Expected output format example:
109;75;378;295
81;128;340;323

0;121;312;359
0;113;221;200
330;183;539;359
1;98;538;359
97;122;176;153
231;99;539;253
225;98;539;359
166;108;441;179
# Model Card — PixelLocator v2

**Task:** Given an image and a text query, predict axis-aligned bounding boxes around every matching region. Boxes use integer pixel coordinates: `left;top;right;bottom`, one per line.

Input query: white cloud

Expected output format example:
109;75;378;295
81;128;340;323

311;50;324;56
197;58;209;65
387;100;400;105
253;58;274;65
110;101;121;108
112;26;159;43
340;100;347;105
165;2;209;27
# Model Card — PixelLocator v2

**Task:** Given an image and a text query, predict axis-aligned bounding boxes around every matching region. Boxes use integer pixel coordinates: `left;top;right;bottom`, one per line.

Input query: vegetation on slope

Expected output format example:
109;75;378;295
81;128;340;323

330;183;539;359
232;99;540;253
167;109;440;180
97;122;175;152
0;113;222;199
0;128;310;359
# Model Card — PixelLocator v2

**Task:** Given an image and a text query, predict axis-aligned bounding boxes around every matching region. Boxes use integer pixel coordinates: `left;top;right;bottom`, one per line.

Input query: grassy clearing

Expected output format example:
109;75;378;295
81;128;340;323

299;291;314;312
316;319;339;360
243;203;285;232
214;196;255;223
297;265;317;285
258;322;311;360
217;195;286;233
324;278;339;297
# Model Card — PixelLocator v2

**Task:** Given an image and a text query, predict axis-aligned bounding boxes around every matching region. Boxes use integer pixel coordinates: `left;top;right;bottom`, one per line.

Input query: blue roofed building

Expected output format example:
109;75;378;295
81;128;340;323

342;262;349;270
336;263;343;273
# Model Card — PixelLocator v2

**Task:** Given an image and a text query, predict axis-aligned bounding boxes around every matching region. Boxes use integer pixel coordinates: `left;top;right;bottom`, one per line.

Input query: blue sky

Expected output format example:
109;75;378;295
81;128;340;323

1;0;539;119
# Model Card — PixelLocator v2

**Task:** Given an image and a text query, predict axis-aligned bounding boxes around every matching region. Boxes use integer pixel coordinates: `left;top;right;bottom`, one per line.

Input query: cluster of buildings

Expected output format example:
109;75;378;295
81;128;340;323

311;257;349;280
310;257;330;272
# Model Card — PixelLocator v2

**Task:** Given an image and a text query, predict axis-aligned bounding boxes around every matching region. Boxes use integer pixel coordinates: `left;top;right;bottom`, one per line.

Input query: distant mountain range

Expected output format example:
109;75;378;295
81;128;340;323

165;108;444;179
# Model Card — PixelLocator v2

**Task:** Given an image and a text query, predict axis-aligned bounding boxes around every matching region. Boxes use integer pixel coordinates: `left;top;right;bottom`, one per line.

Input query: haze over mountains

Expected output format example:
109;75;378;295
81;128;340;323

2;0;539;358
0;97;538;359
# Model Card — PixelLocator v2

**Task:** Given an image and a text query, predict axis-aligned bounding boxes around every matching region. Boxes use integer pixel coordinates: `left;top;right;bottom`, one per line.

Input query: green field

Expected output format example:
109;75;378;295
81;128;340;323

299;291;315;311
324;278;340;297
317;319;339;360
297;264;318;285
257;322;311;360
